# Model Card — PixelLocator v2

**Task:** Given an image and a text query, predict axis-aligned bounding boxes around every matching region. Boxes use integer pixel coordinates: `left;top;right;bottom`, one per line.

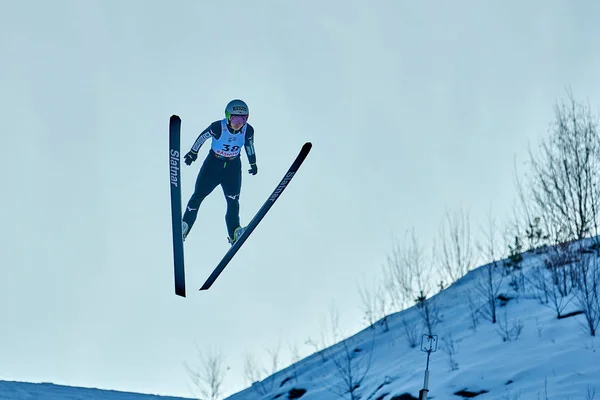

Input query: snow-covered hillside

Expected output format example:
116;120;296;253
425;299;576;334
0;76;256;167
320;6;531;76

0;380;193;400
3;239;599;400
224;239;600;400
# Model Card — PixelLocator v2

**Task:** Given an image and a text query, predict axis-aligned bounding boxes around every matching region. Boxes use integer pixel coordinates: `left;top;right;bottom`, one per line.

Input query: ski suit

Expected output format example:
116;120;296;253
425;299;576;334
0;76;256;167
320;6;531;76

182;119;257;239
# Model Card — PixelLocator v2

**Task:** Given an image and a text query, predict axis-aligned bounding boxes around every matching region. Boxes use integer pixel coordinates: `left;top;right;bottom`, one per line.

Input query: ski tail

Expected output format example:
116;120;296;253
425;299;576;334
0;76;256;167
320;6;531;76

199;142;312;291
169;115;186;297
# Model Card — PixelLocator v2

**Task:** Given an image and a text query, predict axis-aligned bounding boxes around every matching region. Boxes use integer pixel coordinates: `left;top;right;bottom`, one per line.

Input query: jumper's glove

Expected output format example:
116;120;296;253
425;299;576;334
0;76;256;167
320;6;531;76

248;163;258;175
184;151;198;165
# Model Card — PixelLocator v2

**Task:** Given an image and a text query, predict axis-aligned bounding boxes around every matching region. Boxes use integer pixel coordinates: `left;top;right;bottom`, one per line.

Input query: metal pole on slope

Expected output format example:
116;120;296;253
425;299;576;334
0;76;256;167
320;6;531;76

419;334;438;400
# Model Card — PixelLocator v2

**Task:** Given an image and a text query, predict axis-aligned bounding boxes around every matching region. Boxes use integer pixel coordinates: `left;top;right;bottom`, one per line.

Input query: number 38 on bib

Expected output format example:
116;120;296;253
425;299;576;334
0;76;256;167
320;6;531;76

212;120;246;157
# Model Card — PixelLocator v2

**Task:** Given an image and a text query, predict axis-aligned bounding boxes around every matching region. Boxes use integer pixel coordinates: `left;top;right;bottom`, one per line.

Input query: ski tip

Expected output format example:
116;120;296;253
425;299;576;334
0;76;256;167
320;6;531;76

170;114;181;122
303;142;312;151
175;284;186;297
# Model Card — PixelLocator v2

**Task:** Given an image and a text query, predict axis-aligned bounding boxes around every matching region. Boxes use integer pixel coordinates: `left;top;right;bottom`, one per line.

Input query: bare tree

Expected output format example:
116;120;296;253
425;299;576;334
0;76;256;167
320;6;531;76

243;352;263;392
306;302;342;363
382;229;441;335
375;287;391;332
357;277;378;330
381;262;405;312
476;211;506;324
573;251;600;336
266;341;282;376
386;229;434;306
185;347;228;400
478;207;508;267
437;205;477;283
383;242;413;313
417;295;442;336
358;274;392;332
305;304;375;400
496;308;524;342
402;319;419;348
476;263;504;324
511;156;549;253
587;385;596;400
526;90;600;243
286;341;302;383
531;240;581;318
546;241;581;294
327;334;374;400
530;265;550;305
243;341;282;396
398;229;441;334
467;289;481;331
530;265;575;319
243;353;271;396
441;333;459;371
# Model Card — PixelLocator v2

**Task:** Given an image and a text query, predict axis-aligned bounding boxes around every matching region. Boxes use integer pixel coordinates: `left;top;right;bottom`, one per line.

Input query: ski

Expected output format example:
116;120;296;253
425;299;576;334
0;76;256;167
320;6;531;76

199;142;313;291
169;115;186;297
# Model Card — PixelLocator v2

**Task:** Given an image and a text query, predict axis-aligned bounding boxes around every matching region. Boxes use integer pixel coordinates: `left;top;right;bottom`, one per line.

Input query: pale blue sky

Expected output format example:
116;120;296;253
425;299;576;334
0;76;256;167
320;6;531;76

1;0;600;398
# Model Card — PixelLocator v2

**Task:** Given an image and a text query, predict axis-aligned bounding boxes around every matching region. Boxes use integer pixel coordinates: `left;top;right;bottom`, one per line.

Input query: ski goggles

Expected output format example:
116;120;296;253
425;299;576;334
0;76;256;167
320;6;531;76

229;114;248;125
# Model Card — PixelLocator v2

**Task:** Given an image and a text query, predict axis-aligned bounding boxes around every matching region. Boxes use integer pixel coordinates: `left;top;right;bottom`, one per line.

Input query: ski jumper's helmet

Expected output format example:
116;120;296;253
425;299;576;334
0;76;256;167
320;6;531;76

225;99;249;122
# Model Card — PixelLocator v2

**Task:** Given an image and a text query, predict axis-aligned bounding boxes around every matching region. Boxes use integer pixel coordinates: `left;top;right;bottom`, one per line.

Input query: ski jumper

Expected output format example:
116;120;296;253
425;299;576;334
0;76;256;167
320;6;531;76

182;119;256;239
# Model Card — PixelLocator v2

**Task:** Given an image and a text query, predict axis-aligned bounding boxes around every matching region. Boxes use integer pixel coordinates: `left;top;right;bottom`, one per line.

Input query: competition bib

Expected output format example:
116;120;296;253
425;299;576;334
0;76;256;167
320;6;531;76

211;119;247;158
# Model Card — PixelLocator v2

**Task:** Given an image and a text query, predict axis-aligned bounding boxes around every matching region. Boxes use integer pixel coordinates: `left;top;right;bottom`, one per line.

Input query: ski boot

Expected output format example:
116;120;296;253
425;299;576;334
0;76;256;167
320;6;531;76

228;226;247;245
182;221;189;241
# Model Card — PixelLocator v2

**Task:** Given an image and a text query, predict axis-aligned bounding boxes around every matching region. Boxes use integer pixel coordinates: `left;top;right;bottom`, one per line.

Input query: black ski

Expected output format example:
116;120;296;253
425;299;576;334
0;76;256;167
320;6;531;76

169;115;186;297
199;142;313;291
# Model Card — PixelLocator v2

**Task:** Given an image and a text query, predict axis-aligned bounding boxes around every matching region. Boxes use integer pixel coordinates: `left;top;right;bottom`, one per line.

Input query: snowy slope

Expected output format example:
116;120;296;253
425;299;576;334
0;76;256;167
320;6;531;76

2;240;599;400
0;380;193;400
224;240;600;400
